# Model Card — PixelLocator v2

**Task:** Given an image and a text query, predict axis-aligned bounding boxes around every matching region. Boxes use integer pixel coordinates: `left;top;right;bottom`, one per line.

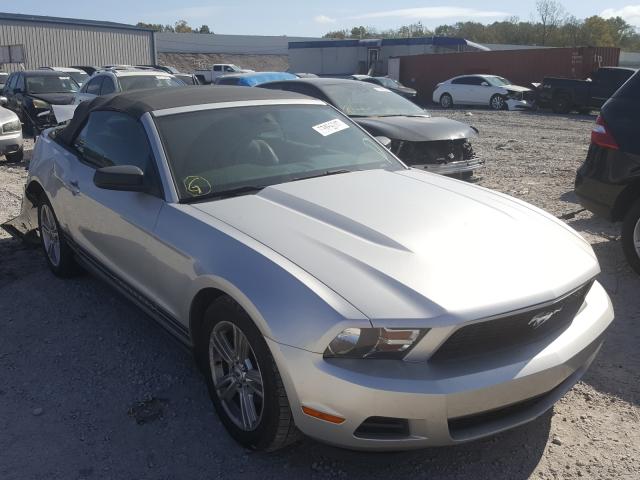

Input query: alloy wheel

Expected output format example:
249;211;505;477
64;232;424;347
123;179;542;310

209;321;264;431
491;95;505;110
40;204;61;267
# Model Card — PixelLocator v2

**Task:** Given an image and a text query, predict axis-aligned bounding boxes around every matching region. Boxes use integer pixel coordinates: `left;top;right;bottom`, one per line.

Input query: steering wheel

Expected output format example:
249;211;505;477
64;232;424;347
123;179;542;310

256;140;279;165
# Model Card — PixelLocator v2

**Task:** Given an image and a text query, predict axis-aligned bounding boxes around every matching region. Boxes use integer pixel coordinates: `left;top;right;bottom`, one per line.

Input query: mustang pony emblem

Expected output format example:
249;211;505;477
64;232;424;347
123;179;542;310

528;307;563;329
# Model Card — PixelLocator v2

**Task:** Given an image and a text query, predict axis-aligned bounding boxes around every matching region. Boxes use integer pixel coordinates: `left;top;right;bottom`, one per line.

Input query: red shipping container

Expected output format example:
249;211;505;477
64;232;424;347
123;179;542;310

399;47;620;102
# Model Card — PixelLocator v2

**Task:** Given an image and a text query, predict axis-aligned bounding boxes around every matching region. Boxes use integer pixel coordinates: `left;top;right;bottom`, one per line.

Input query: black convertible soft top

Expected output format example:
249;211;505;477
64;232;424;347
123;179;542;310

59;86;309;146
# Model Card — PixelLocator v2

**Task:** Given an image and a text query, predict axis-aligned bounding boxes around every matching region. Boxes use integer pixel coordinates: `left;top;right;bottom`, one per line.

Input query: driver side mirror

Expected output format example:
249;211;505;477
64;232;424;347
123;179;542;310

0;96;6;106
481;82;490;87
93;165;146;192
375;136;392;149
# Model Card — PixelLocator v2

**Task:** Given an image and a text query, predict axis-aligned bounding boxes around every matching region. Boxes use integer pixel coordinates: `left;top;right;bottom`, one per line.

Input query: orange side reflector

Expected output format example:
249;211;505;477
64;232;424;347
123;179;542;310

301;406;345;424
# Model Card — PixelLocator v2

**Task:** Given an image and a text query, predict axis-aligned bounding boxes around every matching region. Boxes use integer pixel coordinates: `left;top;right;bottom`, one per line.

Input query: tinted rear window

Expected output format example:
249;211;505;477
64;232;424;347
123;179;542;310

613;70;640;100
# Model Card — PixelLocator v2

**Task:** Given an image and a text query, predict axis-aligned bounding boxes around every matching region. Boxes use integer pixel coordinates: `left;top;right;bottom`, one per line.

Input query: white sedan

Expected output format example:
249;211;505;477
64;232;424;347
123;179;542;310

433;75;533;110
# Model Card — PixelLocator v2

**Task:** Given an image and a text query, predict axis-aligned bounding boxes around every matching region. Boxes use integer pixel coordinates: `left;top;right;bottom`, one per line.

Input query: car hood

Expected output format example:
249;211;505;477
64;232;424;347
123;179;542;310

27;92;76;105
191;169;598;326
355;116;477;142
504;85;532;93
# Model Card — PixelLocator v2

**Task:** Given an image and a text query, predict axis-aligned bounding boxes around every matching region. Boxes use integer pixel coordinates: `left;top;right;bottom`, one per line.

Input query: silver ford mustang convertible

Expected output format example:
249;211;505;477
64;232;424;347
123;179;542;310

5;87;613;451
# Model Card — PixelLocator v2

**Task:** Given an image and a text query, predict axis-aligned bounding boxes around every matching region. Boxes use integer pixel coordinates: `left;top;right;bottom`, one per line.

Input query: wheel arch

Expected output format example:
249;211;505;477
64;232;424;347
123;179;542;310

25;179;47;206
612;180;640;221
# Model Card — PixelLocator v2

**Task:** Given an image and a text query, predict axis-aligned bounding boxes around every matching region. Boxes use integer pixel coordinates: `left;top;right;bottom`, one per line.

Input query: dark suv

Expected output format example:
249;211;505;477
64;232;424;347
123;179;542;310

1;70;79;135
575;70;640;273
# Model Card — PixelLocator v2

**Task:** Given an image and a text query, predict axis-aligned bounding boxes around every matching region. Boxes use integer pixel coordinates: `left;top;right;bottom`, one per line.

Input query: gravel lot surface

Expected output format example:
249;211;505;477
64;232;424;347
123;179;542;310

1;111;639;480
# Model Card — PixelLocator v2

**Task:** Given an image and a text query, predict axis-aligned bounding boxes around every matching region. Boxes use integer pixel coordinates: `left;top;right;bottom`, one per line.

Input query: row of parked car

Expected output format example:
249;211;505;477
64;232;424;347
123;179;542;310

0;65;485;179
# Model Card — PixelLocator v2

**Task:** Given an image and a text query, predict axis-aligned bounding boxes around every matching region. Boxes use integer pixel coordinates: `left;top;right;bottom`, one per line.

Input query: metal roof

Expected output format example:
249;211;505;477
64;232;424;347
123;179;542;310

289;36;476;49
0;11;155;32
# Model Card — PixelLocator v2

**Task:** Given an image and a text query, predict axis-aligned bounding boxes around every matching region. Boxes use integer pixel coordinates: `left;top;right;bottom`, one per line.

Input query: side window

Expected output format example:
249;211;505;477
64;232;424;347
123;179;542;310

4;74;16;93
469;77;485;86
100;77;116;95
224;66;234;72
452;77;469;85
85;77;103;95
15;74;25;92
72;111;154;173
213;65;222;72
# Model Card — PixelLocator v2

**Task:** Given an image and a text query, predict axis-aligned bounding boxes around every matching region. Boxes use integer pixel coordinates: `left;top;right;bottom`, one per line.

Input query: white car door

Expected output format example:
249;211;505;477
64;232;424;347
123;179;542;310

474;77;498;105
449;77;472;104
463;76;491;105
59;110;166;302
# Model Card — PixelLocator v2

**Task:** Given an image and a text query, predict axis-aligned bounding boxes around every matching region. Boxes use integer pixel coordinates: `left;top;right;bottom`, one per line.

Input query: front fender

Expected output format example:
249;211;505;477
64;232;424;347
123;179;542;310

154;204;371;353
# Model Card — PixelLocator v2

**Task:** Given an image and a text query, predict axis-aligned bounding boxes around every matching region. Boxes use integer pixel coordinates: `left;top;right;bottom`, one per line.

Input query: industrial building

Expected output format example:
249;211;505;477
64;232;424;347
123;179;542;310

287;37;488;76
156;32;316;56
0;12;156;73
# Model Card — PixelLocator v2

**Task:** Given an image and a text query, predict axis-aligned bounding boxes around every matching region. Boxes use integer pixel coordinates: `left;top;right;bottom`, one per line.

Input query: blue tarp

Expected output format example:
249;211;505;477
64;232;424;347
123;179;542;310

232;71;298;86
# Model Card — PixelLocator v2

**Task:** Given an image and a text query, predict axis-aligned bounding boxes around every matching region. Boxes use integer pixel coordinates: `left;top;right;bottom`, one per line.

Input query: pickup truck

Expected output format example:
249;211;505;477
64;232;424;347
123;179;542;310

194;64;254;84
537;67;636;113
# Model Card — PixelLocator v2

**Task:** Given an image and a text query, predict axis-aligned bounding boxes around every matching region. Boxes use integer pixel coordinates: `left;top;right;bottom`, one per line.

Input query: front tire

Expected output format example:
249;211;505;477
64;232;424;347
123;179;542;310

37;198;79;277
490;94;506;111
439;93;453;109
622;199;640;275
199;296;300;451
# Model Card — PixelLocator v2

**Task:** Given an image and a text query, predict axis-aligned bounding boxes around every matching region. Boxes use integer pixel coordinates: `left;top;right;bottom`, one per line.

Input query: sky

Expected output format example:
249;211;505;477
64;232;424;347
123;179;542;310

3;1;640;37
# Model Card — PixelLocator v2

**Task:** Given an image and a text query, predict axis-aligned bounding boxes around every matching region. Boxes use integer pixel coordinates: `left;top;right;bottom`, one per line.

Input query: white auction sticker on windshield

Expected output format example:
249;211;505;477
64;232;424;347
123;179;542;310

312;119;349;136
374;87;392;92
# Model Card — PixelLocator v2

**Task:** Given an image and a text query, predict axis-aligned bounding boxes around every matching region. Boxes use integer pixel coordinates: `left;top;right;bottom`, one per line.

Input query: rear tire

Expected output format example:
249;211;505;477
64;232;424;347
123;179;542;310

439;93;453;109
37;197;79;277
621;199;640;275
552;94;572;114
197;296;301;451
5;147;24;163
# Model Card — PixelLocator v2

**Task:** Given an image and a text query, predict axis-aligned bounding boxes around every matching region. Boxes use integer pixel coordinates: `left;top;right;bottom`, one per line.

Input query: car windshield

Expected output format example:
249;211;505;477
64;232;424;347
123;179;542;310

322;82;426;117
119;75;183;92
374;77;400;89
68;71;90;86
25;75;79;93
485;76;512;87
155;104;403;201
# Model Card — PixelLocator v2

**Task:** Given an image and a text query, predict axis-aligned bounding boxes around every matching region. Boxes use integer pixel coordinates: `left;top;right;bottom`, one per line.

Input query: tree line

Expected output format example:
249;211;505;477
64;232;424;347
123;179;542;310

322;1;640;51
136;20;212;34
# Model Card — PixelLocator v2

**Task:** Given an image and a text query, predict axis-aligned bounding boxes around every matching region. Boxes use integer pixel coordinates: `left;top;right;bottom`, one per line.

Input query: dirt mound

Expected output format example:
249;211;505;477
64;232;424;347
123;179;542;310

158;52;289;74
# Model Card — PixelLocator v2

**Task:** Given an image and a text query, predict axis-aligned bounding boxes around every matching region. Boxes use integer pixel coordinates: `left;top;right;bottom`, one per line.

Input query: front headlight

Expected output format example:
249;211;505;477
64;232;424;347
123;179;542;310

324;327;428;359
32;99;50;109
2;119;21;133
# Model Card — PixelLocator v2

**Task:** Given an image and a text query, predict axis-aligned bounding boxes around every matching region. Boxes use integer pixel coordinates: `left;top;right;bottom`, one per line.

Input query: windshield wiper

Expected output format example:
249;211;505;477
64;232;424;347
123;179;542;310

292;169;353;182
183;185;266;203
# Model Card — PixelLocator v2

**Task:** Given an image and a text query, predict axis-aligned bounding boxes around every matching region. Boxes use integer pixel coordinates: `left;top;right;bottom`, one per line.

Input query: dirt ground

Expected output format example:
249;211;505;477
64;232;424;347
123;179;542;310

0;110;638;480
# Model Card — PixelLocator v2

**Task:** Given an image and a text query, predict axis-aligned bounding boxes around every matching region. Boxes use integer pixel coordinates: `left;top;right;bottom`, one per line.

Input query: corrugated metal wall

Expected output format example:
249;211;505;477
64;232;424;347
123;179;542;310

400;47;621;102
157;33;316;55
0;19;155;72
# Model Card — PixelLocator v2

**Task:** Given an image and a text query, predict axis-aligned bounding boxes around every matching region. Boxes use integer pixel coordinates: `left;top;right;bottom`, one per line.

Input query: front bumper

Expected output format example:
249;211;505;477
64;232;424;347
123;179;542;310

269;281;613;450
412;157;485;176
0;131;24;155
506;99;534;111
